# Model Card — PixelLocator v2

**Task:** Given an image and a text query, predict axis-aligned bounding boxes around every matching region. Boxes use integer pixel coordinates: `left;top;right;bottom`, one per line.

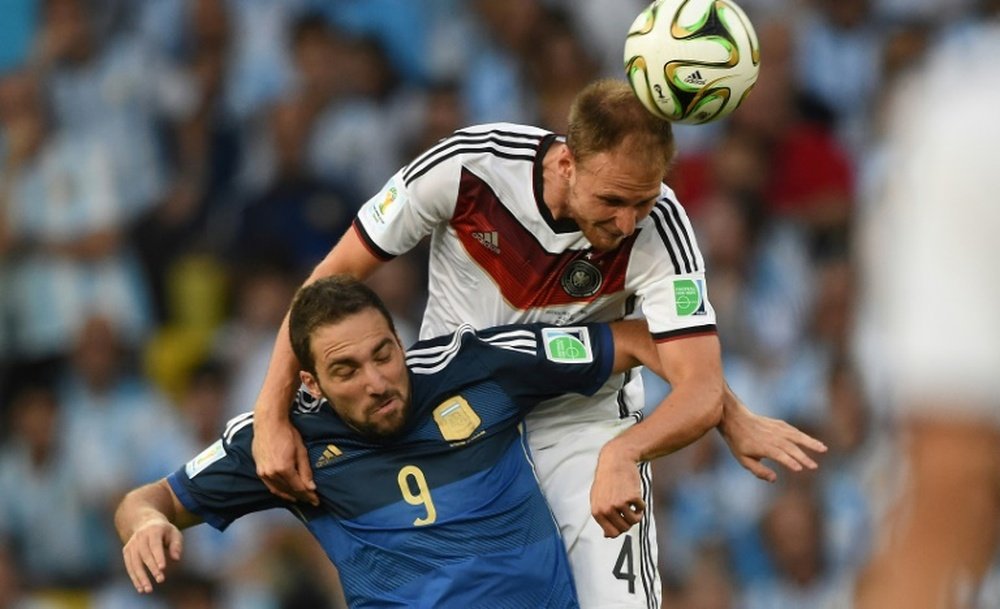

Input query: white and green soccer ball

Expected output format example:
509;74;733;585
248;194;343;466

624;0;760;124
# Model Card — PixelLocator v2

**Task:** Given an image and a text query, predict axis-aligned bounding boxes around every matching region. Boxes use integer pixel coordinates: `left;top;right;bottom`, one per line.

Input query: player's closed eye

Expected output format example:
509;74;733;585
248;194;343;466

373;346;394;364
330;366;356;380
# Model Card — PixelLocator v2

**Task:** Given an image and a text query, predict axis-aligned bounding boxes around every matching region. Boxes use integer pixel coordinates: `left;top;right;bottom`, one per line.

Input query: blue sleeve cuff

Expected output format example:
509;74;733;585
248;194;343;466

592;323;615;394
166;471;232;531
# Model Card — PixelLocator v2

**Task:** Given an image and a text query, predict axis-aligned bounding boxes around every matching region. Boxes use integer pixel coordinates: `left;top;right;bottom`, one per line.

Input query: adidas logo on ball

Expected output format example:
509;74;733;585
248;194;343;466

683;70;706;86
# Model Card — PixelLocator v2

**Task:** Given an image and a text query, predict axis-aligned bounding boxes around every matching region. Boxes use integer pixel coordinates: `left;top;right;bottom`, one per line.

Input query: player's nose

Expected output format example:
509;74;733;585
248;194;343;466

615;208;639;236
362;363;390;394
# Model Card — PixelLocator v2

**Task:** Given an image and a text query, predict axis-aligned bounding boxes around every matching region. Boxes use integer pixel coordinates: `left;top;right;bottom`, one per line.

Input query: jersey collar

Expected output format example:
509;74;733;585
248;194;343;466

533;133;581;235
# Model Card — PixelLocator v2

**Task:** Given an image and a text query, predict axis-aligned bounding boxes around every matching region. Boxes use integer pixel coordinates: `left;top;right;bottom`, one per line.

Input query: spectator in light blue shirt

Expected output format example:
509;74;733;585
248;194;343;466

0;69;153;361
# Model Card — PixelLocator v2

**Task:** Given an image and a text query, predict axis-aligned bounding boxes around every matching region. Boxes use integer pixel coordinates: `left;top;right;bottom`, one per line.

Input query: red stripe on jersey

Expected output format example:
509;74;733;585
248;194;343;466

451;168;635;309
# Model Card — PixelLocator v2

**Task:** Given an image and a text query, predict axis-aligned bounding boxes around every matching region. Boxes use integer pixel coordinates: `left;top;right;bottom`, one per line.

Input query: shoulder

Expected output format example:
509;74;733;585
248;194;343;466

632;184;704;274
406;323;544;375
452;122;551;140
402;123;551;184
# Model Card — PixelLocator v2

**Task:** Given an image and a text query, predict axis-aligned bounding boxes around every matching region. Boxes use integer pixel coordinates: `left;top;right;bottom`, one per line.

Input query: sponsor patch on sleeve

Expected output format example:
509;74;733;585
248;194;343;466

541;327;594;363
185;439;226;479
672;278;707;317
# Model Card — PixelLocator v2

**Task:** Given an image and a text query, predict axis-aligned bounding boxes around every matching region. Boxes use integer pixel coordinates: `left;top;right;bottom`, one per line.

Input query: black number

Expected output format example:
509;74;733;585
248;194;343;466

612;535;636;594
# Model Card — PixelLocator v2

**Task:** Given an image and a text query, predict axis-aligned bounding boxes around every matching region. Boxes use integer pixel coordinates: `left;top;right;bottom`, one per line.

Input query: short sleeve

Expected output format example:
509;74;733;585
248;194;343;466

167;414;284;531
353;137;466;260
631;190;718;341
475;323;615;403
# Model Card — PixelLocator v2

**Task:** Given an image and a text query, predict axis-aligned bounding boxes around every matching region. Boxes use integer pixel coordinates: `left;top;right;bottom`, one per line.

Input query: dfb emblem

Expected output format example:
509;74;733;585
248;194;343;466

560;259;602;298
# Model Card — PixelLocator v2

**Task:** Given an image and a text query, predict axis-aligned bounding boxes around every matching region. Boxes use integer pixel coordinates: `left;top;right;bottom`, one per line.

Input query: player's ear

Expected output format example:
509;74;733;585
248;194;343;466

300;371;323;399
558;144;575;179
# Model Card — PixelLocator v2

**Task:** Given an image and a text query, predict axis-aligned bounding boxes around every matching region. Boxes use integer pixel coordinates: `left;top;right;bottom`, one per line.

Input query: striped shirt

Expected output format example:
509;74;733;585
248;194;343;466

352;122;715;439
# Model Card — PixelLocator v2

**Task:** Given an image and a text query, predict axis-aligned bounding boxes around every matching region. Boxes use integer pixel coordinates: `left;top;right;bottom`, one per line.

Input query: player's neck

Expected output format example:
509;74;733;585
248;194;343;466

540;141;571;220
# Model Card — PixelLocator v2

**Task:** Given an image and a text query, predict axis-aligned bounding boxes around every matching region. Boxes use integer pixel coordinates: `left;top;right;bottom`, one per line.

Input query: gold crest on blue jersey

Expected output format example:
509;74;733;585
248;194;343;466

433;396;481;441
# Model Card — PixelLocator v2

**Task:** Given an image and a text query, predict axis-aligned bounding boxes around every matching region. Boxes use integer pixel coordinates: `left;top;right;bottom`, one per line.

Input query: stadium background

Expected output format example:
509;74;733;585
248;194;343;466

0;0;996;607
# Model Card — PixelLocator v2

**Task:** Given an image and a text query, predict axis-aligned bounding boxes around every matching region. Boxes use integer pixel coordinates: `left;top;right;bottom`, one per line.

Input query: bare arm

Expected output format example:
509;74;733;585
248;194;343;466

608;319;663;376
591;332;724;537
252;226;385;504
115;479;202;594
608;319;827;482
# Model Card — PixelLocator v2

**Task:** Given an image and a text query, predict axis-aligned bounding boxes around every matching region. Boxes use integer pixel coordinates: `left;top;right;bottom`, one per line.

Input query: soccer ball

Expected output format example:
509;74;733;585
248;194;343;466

624;0;760;124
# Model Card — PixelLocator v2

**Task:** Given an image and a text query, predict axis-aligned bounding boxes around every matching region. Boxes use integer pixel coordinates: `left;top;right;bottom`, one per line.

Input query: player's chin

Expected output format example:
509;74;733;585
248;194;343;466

369;400;408;438
584;224;625;252
589;231;625;252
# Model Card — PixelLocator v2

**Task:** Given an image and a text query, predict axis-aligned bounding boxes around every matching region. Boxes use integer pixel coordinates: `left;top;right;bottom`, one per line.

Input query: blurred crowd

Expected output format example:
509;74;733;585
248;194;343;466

0;0;998;608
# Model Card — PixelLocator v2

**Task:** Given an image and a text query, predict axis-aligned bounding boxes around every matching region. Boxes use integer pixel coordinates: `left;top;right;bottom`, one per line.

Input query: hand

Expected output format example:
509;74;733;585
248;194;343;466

718;393;828;483
252;415;318;505
122;519;183;594
590;442;646;538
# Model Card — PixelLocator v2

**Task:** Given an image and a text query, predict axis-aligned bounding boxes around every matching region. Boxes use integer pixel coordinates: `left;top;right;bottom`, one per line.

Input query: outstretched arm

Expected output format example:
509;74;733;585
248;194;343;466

716;386;827;482
608;320;826;481
593;328;724;537
595;321;826;537
115;479;203;594
252;227;384;505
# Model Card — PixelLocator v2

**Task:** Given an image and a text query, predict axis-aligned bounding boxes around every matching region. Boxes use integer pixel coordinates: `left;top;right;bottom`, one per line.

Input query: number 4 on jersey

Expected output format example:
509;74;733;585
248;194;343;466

613;535;636;594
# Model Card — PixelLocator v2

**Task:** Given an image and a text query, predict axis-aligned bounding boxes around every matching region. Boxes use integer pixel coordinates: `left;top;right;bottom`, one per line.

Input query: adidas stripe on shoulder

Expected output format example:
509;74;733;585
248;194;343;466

649;198;702;274
401;125;545;187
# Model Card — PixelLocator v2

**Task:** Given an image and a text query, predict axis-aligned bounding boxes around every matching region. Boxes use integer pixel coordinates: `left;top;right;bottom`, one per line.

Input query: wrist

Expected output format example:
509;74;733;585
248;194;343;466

601;436;642;465
719;392;747;430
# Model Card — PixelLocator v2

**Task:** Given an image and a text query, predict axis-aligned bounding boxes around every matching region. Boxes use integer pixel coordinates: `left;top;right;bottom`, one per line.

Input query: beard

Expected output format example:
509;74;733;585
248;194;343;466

345;391;410;443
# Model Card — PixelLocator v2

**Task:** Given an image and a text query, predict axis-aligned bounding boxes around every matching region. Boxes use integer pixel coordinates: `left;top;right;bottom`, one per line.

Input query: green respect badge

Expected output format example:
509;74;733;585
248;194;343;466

541;327;594;363
673;278;702;316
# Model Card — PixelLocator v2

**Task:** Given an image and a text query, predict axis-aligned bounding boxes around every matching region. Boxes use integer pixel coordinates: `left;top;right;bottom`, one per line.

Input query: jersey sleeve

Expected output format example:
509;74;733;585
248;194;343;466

353;133;468;260
475;322;615;404
631;189;718;342
166;414;285;531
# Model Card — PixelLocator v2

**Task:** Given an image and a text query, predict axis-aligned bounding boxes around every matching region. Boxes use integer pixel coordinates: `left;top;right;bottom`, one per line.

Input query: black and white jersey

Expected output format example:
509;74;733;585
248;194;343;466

353;123;716;436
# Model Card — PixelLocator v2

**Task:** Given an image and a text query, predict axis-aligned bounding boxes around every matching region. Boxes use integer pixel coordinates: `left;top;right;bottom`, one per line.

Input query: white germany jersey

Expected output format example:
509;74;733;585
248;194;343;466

355;123;717;439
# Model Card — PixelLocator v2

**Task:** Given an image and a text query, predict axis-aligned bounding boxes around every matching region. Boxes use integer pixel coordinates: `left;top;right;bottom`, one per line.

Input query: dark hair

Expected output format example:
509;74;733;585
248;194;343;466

566;79;676;169
288;276;397;374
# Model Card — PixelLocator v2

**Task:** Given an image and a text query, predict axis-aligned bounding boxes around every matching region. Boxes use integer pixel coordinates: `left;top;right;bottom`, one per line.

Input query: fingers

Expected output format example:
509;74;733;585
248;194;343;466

755;420;830;475
593;500;645;538
294;441;320;506
257;458;305;503
741;455;778;483
168;527;184;561
254;426;317;505
792;428;829;454
783;441;819;470
123;527;178;594
259;475;298;503
123;543;153;594
776;420;828;455
259;465;319;505
141;532;168;585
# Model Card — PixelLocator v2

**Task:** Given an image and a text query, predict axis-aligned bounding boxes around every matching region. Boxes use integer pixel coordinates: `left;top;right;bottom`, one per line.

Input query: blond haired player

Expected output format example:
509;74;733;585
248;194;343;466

251;80;825;608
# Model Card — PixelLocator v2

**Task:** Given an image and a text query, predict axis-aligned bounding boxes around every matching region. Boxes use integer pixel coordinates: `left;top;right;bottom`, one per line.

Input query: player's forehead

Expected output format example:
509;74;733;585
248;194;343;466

310;309;396;365
576;150;663;201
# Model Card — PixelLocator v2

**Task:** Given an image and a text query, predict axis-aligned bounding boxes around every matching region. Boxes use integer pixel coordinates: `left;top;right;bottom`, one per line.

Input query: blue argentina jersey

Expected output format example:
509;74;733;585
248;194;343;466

167;322;614;608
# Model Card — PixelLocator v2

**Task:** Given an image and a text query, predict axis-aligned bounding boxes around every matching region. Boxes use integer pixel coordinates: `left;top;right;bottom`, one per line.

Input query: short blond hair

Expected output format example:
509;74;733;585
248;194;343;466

566;79;676;169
